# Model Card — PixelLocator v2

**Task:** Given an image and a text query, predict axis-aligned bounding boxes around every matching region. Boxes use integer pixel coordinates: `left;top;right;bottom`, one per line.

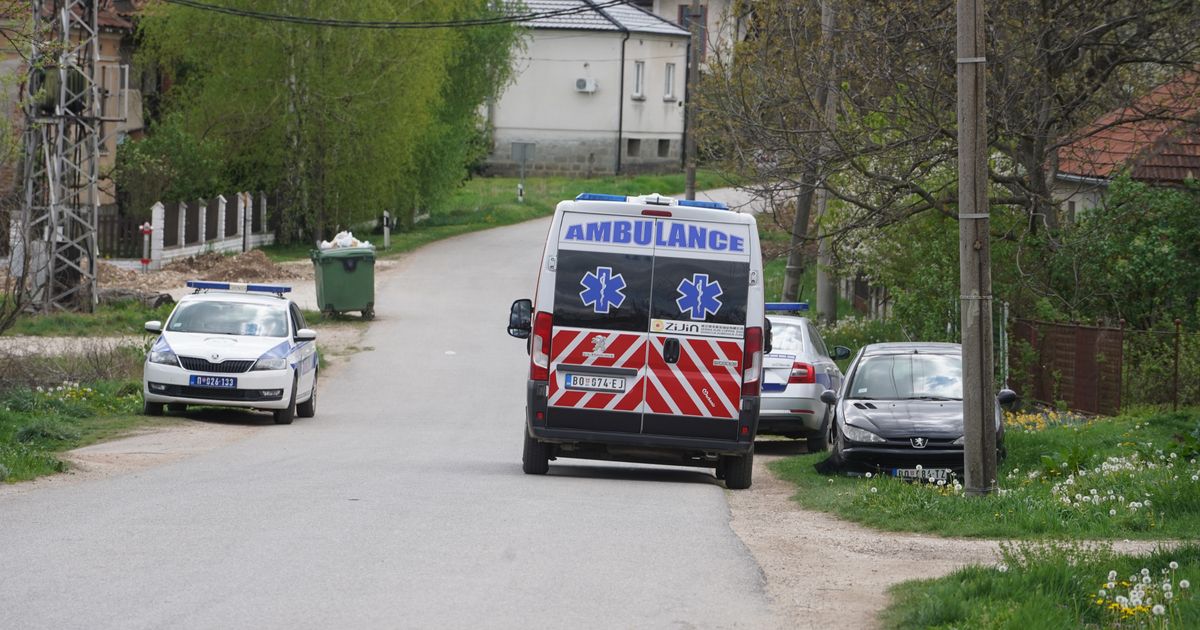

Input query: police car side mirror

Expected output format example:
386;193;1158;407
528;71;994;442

295;328;317;342
820;389;838;406
763;319;773;354
508;299;532;339
144;320;162;334
832;345;852;360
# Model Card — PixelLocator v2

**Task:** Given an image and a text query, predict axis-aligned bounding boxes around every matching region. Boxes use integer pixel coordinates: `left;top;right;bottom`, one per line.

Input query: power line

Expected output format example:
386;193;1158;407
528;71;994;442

160;0;633;29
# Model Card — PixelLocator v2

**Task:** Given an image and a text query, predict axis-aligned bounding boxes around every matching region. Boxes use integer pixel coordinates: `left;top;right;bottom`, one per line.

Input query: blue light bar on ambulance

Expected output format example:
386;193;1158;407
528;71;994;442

765;302;810;312
677;199;729;210
575;193;628;203
186;280;292;295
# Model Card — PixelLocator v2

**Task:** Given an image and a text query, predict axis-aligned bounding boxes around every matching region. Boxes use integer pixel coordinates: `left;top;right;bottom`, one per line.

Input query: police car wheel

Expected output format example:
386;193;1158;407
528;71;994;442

274;375;297;425
297;372;317;418
522;429;549;475
722;447;754;490
143;400;164;416
167;403;187;414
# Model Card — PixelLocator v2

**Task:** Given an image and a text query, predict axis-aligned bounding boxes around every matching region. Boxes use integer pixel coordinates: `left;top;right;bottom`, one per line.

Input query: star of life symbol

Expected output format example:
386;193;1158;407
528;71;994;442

579;266;627;314
676;273;723;320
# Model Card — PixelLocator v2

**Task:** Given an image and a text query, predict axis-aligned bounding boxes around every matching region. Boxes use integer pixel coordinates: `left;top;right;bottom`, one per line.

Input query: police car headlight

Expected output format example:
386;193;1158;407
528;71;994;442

148;349;179;367
252;357;288;371
842;423;886;444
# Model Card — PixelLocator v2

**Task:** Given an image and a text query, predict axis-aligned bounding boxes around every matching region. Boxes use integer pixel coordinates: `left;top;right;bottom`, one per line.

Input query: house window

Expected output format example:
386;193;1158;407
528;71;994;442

677;4;708;62
633;61;645;99
664;63;676;100
627;138;641;157
658;139;671;158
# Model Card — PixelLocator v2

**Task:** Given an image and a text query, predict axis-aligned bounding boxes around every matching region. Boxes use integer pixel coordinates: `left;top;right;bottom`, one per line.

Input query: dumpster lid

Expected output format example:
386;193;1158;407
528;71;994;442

311;246;376;260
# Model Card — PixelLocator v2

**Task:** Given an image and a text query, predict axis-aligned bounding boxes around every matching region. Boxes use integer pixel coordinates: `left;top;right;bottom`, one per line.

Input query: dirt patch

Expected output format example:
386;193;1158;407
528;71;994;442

97;250;308;295
0;421;258;499
728;442;1177;628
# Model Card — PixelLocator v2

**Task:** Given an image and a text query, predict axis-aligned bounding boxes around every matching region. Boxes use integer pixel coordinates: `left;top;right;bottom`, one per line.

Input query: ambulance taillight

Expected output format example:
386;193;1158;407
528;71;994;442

530;311;553;381
742;326;763;396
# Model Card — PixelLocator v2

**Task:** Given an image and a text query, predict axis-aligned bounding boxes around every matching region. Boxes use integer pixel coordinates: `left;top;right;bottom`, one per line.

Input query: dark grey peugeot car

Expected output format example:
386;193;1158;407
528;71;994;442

818;342;1016;480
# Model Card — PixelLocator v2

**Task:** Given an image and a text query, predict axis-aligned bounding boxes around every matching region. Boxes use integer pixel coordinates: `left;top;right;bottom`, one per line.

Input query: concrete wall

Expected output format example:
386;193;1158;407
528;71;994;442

1052;176;1108;224
485;29;687;176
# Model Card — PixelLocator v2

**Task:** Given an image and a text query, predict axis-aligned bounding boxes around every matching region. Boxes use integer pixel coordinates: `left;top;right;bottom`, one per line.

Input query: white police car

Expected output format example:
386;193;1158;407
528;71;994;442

142;281;319;424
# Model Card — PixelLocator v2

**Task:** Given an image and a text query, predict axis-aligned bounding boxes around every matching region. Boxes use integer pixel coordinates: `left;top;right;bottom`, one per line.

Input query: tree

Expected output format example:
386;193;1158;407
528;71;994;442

700;0;1200;316
133;0;519;243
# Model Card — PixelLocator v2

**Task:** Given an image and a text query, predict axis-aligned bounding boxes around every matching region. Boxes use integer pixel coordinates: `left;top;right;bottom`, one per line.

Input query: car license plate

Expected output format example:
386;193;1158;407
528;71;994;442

564;374;625;392
892;467;951;481
189;375;237;389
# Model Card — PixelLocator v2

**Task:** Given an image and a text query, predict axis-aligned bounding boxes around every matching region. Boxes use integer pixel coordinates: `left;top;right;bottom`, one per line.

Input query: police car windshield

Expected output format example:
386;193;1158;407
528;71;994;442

166;301;289;337
768;321;805;354
846;353;962;400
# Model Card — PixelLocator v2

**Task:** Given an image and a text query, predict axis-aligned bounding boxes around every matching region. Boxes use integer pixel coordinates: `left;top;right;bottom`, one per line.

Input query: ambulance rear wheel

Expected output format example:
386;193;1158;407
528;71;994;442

722;448;754;490
522;428;549;475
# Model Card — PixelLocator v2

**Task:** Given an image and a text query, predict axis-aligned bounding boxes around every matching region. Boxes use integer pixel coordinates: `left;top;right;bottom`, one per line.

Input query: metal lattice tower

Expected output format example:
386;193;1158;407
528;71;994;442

19;0;102;312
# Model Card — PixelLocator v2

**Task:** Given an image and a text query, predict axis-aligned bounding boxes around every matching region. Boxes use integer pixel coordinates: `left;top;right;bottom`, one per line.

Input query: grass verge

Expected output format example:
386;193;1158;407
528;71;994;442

771;408;1200;539
262;171;733;262
884;543;1200;629
0;378;169;482
4;300;175;337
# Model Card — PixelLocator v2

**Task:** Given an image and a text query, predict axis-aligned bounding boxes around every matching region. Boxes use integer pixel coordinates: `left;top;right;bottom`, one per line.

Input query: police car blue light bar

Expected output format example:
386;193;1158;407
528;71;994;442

575;193;628;203
186;280;292;295
765;302;809;312
677;199;729;210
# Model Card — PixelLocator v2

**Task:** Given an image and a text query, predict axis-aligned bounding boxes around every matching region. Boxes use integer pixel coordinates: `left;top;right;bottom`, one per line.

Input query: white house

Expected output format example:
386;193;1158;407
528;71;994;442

633;0;745;63
485;1;690;176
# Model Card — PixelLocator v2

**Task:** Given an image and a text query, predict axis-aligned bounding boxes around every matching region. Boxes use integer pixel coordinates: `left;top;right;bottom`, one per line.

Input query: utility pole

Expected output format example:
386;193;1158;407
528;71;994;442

957;0;996;496
814;0;838;324
683;0;701;200
20;0;107;312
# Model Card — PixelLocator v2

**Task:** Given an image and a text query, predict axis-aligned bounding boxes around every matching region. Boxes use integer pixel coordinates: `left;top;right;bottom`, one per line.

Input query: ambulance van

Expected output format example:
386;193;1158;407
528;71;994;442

507;193;769;489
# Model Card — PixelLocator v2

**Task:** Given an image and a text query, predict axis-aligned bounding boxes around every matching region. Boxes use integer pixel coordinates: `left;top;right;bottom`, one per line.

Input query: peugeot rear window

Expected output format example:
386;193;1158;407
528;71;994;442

651;257;749;326
553;251;651;331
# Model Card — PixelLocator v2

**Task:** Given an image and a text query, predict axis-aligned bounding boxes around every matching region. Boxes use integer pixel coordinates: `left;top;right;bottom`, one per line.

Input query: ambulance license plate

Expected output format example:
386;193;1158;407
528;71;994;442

190;375;237;389
564;374;625;392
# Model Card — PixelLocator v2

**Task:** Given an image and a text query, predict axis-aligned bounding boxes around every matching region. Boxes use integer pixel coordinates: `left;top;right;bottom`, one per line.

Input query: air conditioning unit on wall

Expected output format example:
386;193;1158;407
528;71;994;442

575;77;597;93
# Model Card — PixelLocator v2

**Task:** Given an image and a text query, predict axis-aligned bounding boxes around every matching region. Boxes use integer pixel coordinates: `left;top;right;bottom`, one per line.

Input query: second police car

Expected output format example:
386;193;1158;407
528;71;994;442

508;193;770;489
142;281;319;424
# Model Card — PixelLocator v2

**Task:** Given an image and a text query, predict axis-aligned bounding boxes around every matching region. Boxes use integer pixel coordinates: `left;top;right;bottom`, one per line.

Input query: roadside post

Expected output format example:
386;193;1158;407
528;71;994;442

140;222;152;273
382;211;391;249
511;142;535;203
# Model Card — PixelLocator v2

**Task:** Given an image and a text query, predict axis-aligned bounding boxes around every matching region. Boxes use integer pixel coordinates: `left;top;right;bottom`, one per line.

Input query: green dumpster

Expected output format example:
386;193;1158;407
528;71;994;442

310;246;376;319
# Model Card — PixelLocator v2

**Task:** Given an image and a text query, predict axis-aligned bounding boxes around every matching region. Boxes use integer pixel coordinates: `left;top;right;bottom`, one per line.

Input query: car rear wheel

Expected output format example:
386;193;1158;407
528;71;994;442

721;447;754;490
522;427;549;475
143;400;164;416
297;372;317;418
274;375;297;425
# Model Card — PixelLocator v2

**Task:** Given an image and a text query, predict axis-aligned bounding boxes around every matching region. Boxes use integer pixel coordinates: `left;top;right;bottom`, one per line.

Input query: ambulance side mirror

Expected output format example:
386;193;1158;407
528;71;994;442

508;299;532;339
763;318;773;354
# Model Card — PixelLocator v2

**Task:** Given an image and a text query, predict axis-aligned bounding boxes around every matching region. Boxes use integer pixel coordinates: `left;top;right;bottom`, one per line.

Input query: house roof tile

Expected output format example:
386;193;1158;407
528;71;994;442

518;0;689;36
1057;71;1200;184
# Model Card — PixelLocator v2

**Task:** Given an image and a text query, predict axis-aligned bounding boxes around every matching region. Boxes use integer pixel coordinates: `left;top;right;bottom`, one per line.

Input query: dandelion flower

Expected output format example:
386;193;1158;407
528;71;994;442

997;564;1008;573
1099;589;1107;597
1152;604;1165;615
915;464;923;471
1181;580;1190;589
870;487;877;493
1109;509;1117;516
1143;576;1152;585
865;472;873;479
1109;571;1119;581
1165;591;1174;600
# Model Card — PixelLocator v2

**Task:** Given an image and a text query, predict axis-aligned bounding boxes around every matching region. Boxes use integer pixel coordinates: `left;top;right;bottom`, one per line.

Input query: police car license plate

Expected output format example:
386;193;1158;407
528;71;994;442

891;467;950;481
564;374;625;392
190;375;237;389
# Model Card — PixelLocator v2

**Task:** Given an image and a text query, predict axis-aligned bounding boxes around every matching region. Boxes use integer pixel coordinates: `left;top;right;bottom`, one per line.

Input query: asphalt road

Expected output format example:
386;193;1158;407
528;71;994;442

0;217;777;629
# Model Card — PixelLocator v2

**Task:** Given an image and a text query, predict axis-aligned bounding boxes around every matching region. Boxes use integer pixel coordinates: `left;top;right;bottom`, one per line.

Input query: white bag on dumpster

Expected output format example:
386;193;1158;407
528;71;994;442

319;230;372;250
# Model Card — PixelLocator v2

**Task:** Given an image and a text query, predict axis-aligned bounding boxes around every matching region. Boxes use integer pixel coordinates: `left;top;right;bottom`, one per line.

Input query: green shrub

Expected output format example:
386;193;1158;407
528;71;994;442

15;418;80;443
